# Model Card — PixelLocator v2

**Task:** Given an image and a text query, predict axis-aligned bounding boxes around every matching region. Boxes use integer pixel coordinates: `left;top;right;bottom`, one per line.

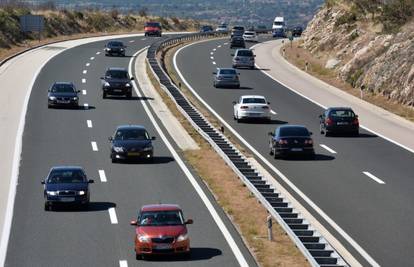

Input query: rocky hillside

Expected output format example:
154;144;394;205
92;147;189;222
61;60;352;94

301;0;414;106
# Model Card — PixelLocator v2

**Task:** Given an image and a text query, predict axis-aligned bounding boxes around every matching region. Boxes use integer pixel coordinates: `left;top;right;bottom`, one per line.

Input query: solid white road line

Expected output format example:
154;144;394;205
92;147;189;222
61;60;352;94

98;170;107;182
119;260;128;267
91;141;98;151
86;120;92;128
108;208;118;224
212;61;216;65
174;42;377;267
86;63;90;67
82;90;87;95
90;57;95;60
83;103;89;109
270;109;277;115
363;172;385;184
129;48;249;267
82;70;87;74
82;78;86;84
320;144;337;154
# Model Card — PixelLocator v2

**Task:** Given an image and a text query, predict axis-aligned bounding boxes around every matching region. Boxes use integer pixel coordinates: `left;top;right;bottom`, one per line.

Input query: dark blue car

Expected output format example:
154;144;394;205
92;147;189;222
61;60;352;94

47;82;80;108
42;166;94;211
269;125;315;159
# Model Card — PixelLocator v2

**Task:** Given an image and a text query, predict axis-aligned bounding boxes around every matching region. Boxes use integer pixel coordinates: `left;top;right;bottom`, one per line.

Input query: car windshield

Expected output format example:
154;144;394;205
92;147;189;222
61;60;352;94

145;22;160;27
233;26;244;30
279;127;309;137
51;84;74;93
106;70;129;79
139;210;184;226
48;169;86;184
274;22;284;26
114;129;150;140
330;110;355;118
244;32;255;36
232;37;244;41
109;41;123;47
219;69;236;75
243;98;266;104
237;50;253;57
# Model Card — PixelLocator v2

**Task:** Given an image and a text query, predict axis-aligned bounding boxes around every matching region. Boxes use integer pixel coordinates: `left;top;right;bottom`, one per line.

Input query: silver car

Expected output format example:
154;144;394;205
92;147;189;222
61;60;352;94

232;49;255;69
213;68;240;88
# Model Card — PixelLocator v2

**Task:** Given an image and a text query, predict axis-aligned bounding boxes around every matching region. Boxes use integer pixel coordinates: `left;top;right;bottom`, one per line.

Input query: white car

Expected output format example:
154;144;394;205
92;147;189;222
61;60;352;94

243;31;258;42
233;95;271;122
216;24;228;33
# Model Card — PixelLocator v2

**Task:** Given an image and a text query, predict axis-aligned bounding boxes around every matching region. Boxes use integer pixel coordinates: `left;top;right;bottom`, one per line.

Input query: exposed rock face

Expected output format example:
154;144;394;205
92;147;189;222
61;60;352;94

302;4;414;105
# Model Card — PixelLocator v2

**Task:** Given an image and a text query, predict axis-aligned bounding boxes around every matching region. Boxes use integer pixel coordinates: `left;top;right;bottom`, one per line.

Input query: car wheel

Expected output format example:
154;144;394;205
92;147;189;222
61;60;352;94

136;254;142;260
250;66;255;70
354;130;359;137
324;131;330;137
45;202;52;211
103;92;107;99
127;92;132;99
47;104;52;109
235;84;240;89
111;157;117;163
269;147;274;155
309;153;316;160
82;202;89;210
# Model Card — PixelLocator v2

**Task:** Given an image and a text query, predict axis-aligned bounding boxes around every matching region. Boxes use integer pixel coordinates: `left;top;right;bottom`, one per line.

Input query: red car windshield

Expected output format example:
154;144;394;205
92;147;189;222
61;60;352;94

139;210;184;226
145;22;161;28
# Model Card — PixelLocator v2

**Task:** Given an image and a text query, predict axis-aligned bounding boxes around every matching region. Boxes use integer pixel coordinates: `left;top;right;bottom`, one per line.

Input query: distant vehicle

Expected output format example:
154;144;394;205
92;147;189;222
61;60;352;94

47;82;79;109
213;68;240;88
232;48;255;69
200;25;214;33
101;67;134;99
292;26;304;37
109;125;156;163
272;16;285;30
130;204;193;259
269;125;315;159
231;26;245;37
272;28;285;38
42;166;94;211
243;31;258;42
230;36;246;48
256;25;268;33
105;40;126;57
319;107;359;136
216;23;228;33
233;95;271;122
144;22;162;37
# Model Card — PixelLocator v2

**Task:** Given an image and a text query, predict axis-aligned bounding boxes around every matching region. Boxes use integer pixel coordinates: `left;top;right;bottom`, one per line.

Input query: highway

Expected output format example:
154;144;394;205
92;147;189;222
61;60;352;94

4;36;256;266
174;36;414;266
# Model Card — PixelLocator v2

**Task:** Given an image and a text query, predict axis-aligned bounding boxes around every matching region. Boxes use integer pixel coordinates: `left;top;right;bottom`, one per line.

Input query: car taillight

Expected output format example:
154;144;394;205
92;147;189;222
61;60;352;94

279;139;288;145
262;106;269;109
305;139;313;145
352;118;359;125
240;106;249;109
325;117;333;125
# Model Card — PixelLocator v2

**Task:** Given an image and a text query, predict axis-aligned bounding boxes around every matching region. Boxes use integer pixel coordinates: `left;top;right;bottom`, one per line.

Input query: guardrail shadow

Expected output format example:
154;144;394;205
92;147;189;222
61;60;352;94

50;202;116;212
143;247;222;262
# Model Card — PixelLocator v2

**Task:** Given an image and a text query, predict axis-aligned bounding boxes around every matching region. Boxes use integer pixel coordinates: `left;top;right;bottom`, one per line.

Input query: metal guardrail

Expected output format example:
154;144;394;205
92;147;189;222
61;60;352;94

146;33;349;267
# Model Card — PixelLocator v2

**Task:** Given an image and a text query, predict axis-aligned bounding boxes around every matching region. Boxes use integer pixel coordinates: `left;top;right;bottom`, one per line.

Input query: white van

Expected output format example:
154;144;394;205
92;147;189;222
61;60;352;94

272;17;285;30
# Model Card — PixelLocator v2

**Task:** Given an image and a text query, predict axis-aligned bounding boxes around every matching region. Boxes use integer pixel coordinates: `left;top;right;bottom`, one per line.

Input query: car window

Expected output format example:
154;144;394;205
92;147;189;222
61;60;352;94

109;41;123;47
237;50;253;57
48;169;86;184
274;22;284;26
279;127;309;137
51;84;75;93
219;69;237;75
114;129;150;140
244;32;255;36
145;22;161;27
106;70;129;79
139;210;184;226
233;26;244;30
242;98;266;104
329;110;355;118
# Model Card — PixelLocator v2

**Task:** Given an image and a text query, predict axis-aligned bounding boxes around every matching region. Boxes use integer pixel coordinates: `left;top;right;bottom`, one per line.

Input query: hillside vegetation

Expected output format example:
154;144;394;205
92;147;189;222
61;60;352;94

0;6;199;50
300;0;414;106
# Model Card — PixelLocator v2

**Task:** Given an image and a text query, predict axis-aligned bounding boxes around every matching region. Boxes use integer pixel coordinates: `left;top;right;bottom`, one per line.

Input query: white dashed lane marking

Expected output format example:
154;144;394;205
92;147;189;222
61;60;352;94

218;45;222;48
213;48;216;51
86;120;92;128
86;63;90;67
90;57;95;60
91;141;98;151
210;57;214;60
212;61;216;65
210;52;214;55
270;110;277;115
129;40;135;43
83;103;89;109
82;90;87;95
98;170;107;182
320;144;337;154
83;70;87;74
96;52;101;55
108;208;118;224
82;79;86;84
119;260;128;267
141;38;147;40
363;172;385;184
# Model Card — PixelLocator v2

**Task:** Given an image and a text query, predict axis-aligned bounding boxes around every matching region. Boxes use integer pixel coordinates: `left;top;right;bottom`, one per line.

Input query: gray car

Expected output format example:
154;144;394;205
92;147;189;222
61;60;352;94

213;68;240;88
232;49;255;69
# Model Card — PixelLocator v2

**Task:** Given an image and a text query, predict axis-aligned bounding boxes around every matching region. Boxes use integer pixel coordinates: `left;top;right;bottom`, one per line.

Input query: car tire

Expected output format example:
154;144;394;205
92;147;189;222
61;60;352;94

354;130;359;137
250;66;255;70
269;147;274;155
48;104;52;109
127;92;132;99
103;92;107;99
324;131;330;137
136;254;142;260
111;157;117;163
235;84;240;89
309;153;316;160
45;202;52;211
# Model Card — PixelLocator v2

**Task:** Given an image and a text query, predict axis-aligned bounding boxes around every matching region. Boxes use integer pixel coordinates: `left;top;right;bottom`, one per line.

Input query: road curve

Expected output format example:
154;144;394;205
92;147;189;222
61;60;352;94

5;36;256;267
174;36;414;266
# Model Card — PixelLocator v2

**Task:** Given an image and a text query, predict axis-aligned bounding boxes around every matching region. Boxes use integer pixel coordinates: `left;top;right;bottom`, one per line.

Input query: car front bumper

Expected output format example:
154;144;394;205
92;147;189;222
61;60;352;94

135;240;190;255
103;86;131;95
48;99;78;107
238;110;270;120
45;195;89;205
111;150;153;160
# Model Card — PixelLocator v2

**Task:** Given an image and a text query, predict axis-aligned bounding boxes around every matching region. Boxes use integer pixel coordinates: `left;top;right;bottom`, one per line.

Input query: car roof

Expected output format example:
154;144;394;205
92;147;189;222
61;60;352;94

241;95;265;99
278;125;308;130
107;67;128;72
53;82;73;86
116;125;146;130
50;166;83;171
236;48;252;52
141;204;181;212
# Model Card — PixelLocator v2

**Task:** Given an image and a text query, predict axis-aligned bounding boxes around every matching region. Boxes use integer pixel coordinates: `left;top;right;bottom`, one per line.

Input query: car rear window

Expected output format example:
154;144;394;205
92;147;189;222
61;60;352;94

115;129;150;140
237;50;253;57
279;127;309;137
51;84;74;93
106;70;129;79
219;69;237;75
145;22;161;27
242;98;266;104
329;110;355;118
48;169;86;184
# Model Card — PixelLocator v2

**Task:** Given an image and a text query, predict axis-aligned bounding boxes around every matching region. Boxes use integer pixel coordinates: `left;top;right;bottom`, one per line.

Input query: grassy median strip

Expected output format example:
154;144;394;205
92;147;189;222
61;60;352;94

146;43;309;266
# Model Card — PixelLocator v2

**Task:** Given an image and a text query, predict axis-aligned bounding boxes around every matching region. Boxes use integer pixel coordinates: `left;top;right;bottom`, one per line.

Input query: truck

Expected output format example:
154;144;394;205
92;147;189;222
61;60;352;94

272;16;285;38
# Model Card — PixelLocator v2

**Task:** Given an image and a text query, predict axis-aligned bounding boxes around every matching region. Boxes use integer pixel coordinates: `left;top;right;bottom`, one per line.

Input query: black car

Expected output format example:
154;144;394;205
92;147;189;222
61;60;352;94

230;36;246;49
105;41;126;56
231;26;245;38
269;125;315;159
292;26;303;37
319;107;359;136
109;125;156;163
42;166;94;210
101;67;134;98
47;82;80;108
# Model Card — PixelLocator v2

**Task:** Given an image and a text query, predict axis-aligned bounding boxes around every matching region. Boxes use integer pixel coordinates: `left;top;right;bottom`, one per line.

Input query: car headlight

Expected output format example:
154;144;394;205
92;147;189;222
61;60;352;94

142;146;153;151
78;190;85;196
105;48;110;51
48;96;56;100
125;83;131;87
113;146;124;153
47;191;57;196
120;48;124;51
104;82;110;87
138;234;151;243
72;97;78;100
177;233;188;242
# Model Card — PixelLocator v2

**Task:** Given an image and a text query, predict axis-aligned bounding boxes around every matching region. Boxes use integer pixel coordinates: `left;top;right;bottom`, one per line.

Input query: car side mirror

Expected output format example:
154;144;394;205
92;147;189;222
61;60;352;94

212;72;217;75
185;219;193;225
309;132;313;135
88;179;94;184
355;115;359;118
77;90;81;93
151;136;156;140
130;220;138;226
254;55;257;57
267;102;270;104
100;77;104;80
232;101;237;105
268;132;274;136
130;77;134;80
108;136;113;141
41;180;45;185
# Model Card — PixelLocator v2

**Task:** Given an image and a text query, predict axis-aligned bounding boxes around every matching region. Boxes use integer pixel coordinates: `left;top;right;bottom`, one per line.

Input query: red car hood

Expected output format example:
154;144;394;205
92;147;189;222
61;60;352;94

145;27;160;31
137;225;186;237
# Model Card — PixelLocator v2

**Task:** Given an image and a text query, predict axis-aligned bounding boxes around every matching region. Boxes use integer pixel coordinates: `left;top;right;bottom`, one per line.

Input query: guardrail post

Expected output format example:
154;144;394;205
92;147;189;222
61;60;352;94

267;215;273;241
305;61;308;72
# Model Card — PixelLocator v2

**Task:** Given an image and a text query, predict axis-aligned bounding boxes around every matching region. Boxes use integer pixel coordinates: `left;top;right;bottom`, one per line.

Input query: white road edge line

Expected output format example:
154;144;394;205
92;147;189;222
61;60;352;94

363;172;385;184
82;89;87;95
119;260;128;267
108;208;118;224
98;170;107;182
129;47;249;267
91;141;98;151
86;120;93;128
320;144;337;154
174;42;378;267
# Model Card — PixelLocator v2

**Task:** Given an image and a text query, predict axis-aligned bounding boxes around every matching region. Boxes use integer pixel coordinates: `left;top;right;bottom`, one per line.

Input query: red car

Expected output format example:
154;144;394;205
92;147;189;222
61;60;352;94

130;204;193;259
144;22;162;37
